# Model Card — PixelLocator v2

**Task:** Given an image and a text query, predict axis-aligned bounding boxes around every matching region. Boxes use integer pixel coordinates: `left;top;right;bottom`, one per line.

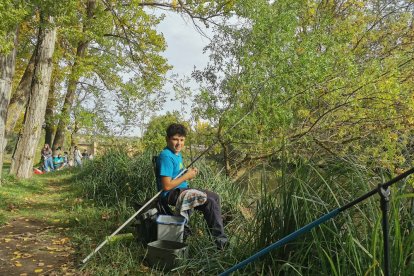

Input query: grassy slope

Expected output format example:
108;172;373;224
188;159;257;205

0;167;154;275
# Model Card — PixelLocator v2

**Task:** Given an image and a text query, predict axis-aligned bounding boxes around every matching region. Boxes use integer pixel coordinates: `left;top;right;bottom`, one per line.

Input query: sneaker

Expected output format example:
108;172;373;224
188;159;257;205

215;237;229;250
183;225;192;241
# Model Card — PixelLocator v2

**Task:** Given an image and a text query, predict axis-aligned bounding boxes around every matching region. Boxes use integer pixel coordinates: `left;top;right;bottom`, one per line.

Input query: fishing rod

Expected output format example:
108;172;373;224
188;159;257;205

81;107;255;265
219;167;414;275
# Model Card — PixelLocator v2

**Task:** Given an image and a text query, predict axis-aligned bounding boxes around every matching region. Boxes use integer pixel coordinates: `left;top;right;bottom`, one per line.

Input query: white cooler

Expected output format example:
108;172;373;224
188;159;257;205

156;215;185;242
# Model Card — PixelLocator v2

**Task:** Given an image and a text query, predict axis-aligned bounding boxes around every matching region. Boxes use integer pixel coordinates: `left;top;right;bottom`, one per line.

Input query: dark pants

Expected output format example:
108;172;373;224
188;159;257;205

167;188;228;244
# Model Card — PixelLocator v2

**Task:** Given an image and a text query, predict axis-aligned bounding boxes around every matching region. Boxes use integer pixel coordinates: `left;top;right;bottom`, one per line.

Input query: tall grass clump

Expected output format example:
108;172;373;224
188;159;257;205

225;158;414;275
74;149;157;207
172;160;246;274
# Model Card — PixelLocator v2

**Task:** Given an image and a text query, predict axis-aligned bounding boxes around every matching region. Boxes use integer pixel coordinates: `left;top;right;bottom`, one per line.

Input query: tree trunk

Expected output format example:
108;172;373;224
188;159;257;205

10;15;56;179
44;71;58;146
52;0;96;149
5;52;36;139
0;28;18;180
51;60;80;149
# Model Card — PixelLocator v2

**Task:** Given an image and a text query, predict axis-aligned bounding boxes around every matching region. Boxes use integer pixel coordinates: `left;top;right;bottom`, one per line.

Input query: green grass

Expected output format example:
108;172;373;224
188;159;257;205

0;164;151;273
0;173;44;225
2;152;414;275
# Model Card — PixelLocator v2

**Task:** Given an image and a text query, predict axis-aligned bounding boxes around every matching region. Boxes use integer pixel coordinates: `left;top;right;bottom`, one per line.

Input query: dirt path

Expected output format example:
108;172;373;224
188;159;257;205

0;177;78;276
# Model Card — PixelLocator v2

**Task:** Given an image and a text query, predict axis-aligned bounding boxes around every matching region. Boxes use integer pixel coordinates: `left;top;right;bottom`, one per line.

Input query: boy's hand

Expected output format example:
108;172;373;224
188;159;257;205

186;167;198;180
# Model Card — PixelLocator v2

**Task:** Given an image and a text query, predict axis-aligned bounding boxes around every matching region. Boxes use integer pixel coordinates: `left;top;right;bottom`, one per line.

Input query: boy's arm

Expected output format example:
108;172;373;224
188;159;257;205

161;168;198;191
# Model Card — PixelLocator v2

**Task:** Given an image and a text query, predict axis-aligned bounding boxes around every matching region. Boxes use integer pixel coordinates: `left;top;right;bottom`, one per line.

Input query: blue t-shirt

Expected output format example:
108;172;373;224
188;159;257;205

156;147;188;197
53;156;64;165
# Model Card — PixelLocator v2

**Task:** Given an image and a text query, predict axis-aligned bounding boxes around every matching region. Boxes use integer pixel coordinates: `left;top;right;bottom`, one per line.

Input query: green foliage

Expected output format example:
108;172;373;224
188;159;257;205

141;112;185;153
193;0;414;175
53;0;172;137
0;0;28;53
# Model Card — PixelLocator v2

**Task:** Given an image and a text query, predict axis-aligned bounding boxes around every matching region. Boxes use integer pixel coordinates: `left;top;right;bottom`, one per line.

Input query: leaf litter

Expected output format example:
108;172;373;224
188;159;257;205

0;217;77;275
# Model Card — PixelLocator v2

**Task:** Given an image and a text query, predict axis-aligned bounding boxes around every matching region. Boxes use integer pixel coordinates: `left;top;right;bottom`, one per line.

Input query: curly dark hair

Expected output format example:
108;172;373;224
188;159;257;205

166;123;187;138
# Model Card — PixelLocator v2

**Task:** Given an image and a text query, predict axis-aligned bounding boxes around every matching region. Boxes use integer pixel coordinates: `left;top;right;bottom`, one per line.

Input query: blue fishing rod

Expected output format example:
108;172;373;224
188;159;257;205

220;167;414;276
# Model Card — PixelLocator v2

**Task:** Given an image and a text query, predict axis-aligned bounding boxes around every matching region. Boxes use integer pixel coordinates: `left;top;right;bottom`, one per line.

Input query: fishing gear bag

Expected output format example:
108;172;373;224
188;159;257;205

134;204;158;245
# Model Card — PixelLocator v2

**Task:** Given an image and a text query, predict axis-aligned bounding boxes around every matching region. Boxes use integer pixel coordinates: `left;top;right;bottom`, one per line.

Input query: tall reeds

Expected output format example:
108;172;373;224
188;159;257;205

74;149;157;207
73;150;414;275
230;159;414;275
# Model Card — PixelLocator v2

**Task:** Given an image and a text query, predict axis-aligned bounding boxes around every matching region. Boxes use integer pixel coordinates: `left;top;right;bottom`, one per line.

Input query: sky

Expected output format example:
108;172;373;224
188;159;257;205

124;10;215;137
154;11;213;117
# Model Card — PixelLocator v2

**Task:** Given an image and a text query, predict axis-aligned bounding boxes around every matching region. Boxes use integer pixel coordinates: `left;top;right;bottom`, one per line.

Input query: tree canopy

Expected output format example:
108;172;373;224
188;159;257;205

192;0;414;176
2;0;414;178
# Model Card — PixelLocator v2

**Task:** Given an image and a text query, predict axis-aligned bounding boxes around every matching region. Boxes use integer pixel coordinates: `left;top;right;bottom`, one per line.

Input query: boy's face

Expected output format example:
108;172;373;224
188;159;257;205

166;134;185;154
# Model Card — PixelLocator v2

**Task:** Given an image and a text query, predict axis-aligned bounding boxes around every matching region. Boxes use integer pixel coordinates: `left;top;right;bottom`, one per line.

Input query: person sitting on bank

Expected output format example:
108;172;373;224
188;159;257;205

53;154;65;170
82;149;89;160
41;144;54;172
156;123;228;250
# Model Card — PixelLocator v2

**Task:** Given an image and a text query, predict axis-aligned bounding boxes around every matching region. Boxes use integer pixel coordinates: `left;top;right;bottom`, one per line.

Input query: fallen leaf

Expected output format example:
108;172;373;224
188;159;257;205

53;237;69;245
11;254;21;260
101;213;110;220
4;238;11;243
19;273;28;276
15;261;22;267
38;262;45;267
34;268;43;273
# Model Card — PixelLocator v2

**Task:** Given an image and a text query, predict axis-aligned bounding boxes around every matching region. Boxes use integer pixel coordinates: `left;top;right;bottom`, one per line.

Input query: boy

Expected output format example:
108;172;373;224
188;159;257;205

156;123;228;249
